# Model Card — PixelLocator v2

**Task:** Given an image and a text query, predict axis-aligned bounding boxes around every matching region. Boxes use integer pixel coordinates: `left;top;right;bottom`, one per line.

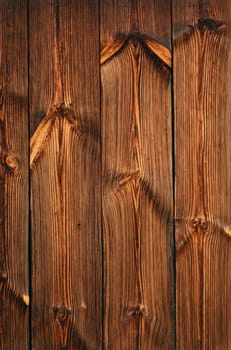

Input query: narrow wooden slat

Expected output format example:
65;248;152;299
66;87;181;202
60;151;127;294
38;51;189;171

173;1;231;348
29;0;101;348
0;1;29;349
101;1;174;348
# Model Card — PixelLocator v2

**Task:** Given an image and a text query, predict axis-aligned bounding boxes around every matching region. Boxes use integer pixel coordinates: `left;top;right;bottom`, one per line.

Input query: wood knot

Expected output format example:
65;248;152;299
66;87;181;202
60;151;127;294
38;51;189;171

189;217;208;234
198;18;225;33
128;33;140;46
125;304;145;319
52;306;72;324
0;271;7;281
101;32;171;68
118;170;140;188
50;103;76;125
3;153;19;172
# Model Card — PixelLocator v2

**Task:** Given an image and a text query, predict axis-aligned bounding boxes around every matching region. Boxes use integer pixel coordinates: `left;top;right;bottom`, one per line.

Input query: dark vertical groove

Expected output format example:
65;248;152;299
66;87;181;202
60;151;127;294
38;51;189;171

55;0;60;39
27;0;32;348
170;1;177;348
99;0;105;348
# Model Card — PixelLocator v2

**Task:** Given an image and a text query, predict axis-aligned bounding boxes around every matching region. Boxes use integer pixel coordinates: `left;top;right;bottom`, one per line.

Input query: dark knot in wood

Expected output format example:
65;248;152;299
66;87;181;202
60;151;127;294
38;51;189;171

189;217;208;234
198;18;225;33
125;304;145;319
52;306;72;324
3;153;19;173
51;103;75;122
0;271;7;281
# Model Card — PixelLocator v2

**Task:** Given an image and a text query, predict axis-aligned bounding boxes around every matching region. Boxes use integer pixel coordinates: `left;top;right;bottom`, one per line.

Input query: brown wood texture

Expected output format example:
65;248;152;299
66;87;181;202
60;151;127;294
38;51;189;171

29;1;101;349
1;1;231;348
0;0;29;349
173;0;231;349
101;1;174;348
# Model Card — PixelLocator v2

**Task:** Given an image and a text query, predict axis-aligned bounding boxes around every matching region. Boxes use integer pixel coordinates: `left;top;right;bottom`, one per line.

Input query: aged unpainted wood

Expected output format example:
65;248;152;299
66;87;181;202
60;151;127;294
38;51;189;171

0;0;29;349
29;0;101;348
173;0;231;348
101;1;174;348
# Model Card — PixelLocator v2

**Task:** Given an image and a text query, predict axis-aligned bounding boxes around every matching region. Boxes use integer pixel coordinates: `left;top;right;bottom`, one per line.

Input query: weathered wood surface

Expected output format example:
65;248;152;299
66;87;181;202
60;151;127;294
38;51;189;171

0;1;231;348
173;0;231;348
101;1;174;348
0;0;29;349
29;0;101;349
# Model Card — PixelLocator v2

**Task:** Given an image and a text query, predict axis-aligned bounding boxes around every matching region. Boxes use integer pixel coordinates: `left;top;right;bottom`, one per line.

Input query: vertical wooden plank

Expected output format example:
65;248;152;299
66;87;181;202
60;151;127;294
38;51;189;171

29;0;101;348
0;1;29;349
101;1;174;348
173;0;231;348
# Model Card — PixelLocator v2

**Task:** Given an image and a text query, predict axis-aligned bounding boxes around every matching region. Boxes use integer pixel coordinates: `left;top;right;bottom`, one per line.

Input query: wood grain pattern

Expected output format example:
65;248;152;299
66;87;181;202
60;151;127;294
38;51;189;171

1;1;230;348
173;0;231;348
29;1;101;348
100;33;172;67
0;0;29;349
101;1;174;348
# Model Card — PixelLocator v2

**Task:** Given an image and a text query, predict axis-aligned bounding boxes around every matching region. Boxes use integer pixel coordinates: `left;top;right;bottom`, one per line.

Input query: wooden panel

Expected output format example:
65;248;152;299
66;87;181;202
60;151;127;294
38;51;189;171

0;1;29;349
101;1;174;348
29;0;101;348
173;0;231;348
